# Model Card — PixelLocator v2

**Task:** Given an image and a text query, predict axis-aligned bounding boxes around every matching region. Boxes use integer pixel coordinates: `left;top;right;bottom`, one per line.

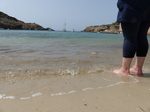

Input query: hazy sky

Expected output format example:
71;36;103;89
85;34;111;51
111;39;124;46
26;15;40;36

0;0;118;31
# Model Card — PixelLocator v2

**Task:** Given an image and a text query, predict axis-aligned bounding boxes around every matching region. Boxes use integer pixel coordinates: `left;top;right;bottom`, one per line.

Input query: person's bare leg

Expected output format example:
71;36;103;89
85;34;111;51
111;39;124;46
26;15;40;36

113;58;133;75
130;57;145;75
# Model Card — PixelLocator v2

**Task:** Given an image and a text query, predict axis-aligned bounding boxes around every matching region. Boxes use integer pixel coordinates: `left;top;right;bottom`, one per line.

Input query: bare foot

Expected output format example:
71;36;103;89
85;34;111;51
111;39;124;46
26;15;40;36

113;69;130;76
130;68;143;76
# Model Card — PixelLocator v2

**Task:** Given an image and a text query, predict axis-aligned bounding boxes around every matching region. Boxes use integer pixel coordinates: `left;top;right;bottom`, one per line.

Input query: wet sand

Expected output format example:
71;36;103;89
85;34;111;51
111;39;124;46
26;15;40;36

0;71;150;112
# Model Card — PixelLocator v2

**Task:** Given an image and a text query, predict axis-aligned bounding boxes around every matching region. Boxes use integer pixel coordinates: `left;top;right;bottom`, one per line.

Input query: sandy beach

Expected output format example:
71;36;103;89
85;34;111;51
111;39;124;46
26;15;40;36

0;71;150;112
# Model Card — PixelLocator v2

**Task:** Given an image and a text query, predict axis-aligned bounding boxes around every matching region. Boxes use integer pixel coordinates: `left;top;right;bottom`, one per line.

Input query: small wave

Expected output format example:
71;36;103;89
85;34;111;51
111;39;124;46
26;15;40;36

0;65;110;80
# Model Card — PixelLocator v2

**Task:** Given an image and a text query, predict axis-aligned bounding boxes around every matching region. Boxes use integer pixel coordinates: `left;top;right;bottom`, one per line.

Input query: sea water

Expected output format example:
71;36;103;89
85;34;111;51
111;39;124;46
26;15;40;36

0;30;150;77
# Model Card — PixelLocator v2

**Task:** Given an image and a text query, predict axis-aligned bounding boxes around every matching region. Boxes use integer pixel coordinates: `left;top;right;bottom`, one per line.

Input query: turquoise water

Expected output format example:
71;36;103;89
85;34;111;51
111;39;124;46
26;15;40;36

0;30;123;51
0;30;150;76
0;30;123;57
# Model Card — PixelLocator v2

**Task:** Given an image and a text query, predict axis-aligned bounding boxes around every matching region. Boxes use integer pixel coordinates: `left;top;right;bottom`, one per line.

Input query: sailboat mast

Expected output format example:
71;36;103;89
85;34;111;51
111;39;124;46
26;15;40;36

63;19;66;32
64;22;66;31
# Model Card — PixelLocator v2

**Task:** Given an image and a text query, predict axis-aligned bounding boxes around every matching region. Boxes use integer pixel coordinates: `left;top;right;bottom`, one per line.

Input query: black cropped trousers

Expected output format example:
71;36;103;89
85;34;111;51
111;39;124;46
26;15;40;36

121;21;150;58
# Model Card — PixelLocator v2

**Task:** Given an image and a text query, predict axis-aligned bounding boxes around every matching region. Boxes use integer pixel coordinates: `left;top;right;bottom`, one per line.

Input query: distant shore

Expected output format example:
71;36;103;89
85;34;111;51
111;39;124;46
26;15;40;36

0;11;54;31
82;23;150;35
82;22;120;34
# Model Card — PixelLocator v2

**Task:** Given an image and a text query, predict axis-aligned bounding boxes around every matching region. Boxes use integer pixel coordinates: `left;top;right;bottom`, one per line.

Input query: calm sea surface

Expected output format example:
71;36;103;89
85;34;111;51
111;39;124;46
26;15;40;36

0;30;150;76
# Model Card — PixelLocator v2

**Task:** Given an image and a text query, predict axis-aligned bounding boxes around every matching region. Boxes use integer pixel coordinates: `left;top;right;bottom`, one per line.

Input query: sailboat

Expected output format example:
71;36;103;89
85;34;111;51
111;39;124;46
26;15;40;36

63;22;66;32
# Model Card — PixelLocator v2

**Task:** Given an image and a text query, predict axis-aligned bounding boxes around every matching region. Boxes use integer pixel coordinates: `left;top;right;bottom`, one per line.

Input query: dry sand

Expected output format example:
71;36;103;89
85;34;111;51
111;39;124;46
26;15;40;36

0;72;150;112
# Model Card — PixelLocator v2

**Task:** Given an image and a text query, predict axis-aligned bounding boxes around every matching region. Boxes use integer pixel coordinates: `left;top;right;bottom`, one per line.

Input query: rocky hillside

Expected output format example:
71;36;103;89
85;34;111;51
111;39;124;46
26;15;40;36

82;22;150;35
82;22;120;34
0;11;54;31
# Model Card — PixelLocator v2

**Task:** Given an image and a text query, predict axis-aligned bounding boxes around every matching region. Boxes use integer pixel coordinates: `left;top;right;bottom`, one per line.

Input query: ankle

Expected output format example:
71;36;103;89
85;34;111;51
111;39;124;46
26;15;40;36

120;68;130;74
130;66;143;75
121;67;130;72
132;66;142;71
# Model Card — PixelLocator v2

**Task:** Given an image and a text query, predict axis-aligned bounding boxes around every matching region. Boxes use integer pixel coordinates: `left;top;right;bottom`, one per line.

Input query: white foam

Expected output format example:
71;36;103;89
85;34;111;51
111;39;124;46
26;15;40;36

58;69;78;75
0;94;15;99
20;97;31;100
67;90;77;94
66;69;78;76
51;92;67;96
88;69;100;73
32;93;42;97
82;88;94;91
51;90;77;96
3;96;15;99
91;52;96;54
0;94;6;99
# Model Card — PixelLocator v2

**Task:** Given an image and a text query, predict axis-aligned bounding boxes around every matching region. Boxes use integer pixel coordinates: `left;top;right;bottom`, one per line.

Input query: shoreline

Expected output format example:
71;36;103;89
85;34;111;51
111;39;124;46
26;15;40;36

0;71;150;112
0;30;150;112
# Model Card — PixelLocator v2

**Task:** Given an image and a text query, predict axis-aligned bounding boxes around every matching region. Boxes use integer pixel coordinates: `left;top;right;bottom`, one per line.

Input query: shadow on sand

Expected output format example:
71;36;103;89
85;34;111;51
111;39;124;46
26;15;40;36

131;73;150;77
